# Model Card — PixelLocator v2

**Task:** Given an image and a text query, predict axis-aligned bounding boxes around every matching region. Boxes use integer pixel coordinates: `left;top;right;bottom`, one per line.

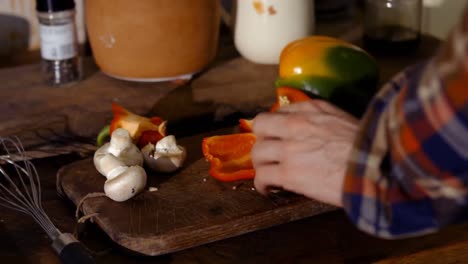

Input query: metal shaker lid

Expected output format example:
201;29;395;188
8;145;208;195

36;0;75;12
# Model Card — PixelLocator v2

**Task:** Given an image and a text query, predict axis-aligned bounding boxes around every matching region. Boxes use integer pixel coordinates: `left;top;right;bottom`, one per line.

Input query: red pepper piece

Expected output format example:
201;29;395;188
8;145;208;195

149;116;163;126
137;130;164;149
202;133;256;182
270;86;312;112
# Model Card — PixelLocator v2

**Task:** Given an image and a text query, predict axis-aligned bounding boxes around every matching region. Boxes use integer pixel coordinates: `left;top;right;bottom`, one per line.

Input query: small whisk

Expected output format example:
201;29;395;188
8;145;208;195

0;137;94;264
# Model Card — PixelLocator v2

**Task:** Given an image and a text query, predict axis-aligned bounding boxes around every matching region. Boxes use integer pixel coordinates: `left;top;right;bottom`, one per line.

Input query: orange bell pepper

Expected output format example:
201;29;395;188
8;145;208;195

202;133;256;182
110;103;160;137
97;103;166;147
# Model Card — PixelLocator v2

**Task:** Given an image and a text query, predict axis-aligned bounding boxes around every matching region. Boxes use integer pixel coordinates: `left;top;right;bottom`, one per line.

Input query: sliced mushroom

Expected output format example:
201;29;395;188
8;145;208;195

142;135;186;173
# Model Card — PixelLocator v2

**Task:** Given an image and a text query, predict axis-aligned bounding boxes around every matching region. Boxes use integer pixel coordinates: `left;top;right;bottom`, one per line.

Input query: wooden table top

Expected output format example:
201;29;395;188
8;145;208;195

2;18;468;264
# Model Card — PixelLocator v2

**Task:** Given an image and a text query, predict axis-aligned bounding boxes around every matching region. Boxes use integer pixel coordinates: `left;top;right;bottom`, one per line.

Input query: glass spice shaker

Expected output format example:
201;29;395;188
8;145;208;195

363;0;422;55
36;0;81;86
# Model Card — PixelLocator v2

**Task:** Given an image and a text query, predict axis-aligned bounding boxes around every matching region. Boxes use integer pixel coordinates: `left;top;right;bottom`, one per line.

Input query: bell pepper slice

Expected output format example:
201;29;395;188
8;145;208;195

202;133;256;182
97;103;166;146
96;125;110;146
109;103;161;140
137;130;164;149
270;86;312;112
149;117;164;126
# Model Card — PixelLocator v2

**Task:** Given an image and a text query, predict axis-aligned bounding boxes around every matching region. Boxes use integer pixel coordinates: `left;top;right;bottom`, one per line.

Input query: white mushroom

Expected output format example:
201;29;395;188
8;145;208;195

142;135;186;173
94;128;143;170
93;128;147;202
104;166;146;202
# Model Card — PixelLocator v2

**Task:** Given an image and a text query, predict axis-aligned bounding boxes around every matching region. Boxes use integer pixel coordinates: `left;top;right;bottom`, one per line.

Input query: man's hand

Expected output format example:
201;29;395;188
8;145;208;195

251;100;359;207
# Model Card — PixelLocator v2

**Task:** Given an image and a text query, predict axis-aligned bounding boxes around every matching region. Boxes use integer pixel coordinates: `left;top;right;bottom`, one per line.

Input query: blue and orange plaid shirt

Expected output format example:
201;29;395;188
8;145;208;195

343;8;468;238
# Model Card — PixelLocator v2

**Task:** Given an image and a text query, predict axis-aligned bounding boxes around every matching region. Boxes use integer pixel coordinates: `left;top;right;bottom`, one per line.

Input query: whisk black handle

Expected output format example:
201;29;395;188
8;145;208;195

52;233;95;264
59;241;95;264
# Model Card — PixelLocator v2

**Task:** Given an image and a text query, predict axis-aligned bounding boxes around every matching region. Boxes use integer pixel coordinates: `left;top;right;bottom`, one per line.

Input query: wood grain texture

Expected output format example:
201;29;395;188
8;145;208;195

58;128;335;256
376;240;468;264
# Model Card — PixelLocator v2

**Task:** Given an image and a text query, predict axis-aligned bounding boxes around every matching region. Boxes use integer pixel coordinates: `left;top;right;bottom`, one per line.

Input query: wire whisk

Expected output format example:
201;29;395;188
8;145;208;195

0;137;94;264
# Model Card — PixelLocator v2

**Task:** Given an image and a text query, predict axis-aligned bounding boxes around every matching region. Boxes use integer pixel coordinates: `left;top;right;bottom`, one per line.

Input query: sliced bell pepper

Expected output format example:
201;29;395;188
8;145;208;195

110;103;160;139
202;133;256;182
96;103;166;146
270;86;312;112
137;130;164;149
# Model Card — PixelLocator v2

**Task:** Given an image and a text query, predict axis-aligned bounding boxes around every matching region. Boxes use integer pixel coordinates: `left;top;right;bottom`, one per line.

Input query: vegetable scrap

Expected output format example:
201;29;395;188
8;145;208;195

149;187;159;192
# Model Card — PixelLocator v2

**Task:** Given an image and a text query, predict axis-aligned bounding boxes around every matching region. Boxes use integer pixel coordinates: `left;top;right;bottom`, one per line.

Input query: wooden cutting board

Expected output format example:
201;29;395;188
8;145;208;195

57;128;336;256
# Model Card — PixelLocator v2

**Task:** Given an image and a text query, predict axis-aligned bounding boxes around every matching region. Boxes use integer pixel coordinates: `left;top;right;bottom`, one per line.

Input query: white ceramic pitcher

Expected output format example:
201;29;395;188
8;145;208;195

225;0;315;65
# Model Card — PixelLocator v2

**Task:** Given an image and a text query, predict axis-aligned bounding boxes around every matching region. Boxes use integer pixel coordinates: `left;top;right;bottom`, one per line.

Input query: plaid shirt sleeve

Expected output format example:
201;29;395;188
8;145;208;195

342;8;468;239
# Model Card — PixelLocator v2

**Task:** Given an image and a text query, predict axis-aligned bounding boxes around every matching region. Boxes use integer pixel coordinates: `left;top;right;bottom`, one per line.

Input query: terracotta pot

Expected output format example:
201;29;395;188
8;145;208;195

85;0;221;81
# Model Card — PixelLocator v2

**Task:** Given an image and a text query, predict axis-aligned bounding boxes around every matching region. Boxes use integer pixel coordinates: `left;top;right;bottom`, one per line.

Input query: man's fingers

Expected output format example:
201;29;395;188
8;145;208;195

277;101;323;114
312;100;357;120
252;112;311;139
253;163;282;195
279;100;357;122
252;112;287;138
251;139;284;165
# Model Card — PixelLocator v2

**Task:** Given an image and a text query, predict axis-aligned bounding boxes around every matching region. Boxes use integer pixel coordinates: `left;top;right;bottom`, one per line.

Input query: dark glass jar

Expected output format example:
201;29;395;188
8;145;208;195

363;0;422;55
